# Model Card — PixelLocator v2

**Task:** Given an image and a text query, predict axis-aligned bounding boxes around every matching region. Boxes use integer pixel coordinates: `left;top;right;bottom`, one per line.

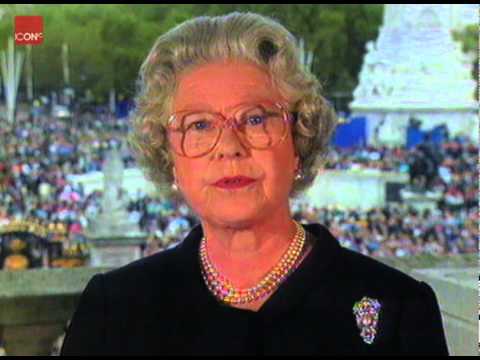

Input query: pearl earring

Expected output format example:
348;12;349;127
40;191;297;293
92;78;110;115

172;167;178;190
295;170;303;180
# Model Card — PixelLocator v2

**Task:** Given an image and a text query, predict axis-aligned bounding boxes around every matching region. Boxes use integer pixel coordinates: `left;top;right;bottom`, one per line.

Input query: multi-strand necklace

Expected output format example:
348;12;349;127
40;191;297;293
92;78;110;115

200;221;306;305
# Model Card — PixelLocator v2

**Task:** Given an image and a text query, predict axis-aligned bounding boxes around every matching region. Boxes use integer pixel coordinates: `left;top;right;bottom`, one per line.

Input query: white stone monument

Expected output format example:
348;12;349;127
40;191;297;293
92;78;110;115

85;149;147;267
350;4;478;146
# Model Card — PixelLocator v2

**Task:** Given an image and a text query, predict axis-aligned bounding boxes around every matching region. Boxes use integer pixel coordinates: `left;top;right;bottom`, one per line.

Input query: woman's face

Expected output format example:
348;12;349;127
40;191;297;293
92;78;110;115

170;60;299;228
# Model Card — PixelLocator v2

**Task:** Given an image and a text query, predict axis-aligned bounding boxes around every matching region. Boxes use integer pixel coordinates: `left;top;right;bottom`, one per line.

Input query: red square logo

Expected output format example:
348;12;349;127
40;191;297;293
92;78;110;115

15;16;44;45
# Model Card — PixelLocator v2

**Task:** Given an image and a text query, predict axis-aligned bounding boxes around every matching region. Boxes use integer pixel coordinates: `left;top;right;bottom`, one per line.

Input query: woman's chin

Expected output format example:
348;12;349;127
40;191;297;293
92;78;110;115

200;201;267;228
213;218;259;230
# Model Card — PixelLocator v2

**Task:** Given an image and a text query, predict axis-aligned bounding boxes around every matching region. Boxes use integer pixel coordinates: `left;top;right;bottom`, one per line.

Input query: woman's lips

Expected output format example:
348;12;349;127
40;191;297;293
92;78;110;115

213;176;256;189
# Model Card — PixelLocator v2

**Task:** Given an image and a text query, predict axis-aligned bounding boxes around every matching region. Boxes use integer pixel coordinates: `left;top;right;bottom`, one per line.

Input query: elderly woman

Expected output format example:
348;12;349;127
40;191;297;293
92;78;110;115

61;12;448;355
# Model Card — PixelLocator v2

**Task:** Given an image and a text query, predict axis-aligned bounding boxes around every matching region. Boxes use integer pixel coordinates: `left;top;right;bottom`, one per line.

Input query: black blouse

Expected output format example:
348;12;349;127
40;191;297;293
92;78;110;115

61;223;449;356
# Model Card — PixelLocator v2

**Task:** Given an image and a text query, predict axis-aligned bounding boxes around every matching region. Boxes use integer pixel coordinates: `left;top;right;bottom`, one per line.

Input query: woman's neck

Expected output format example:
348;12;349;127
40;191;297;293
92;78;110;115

201;207;299;289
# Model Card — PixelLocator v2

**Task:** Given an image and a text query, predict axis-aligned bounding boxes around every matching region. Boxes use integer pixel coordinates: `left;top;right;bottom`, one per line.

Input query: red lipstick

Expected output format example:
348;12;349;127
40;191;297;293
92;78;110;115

214;176;256;189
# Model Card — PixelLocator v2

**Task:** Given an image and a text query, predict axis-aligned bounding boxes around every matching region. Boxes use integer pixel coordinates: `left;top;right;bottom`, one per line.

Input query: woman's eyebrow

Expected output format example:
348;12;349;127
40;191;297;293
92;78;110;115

178;97;275;113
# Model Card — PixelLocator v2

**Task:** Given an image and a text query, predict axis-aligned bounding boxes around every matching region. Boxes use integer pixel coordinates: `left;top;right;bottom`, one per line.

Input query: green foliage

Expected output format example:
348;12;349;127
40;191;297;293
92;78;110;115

0;4;384;100
453;25;478;100
453;24;478;54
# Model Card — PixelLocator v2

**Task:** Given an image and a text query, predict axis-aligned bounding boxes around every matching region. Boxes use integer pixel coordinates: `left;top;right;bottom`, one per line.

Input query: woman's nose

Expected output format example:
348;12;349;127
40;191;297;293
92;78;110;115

212;125;248;159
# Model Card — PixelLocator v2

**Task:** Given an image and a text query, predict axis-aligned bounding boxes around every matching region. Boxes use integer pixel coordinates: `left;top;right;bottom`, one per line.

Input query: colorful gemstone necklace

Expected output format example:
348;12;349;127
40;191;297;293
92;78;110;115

200;221;306;305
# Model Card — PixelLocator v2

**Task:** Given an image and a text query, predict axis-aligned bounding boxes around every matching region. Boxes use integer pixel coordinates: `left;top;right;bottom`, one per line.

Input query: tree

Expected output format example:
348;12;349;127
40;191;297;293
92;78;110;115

453;24;478;100
0;4;384;103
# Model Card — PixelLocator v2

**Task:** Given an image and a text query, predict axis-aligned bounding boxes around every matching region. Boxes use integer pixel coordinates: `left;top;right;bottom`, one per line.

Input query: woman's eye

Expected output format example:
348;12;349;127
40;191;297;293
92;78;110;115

247;115;265;126
189;121;210;130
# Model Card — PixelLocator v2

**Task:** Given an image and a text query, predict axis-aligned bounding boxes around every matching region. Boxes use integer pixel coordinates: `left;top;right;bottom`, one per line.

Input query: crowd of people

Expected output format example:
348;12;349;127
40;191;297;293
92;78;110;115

326;138;478;212
292;202;477;257
0;104;477;263
0;108;135;236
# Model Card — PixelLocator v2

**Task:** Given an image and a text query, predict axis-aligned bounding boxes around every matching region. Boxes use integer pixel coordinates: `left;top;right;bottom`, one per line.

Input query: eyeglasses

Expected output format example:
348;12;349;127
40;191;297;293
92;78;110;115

166;102;293;158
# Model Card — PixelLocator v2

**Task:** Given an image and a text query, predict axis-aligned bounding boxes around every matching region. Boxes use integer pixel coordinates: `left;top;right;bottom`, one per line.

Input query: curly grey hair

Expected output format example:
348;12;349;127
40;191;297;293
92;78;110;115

128;11;338;198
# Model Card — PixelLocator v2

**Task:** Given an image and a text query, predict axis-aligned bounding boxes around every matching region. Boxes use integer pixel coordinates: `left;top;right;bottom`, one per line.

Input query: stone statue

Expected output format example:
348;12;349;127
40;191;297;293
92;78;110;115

85;148;144;239
364;41;379;70
101;148;126;214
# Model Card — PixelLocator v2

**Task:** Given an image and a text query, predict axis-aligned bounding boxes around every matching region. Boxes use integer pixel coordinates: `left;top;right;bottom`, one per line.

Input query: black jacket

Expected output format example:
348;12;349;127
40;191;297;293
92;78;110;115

61;223;449;356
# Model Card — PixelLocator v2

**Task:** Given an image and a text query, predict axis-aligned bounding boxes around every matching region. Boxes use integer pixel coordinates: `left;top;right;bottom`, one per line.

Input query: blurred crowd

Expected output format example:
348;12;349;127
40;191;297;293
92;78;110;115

292;202;478;257
0;107;478;261
327;139;478;211
0;109;135;236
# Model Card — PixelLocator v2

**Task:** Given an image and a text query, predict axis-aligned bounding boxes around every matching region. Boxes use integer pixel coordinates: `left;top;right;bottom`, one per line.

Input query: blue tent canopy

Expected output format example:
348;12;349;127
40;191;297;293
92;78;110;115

332;116;367;148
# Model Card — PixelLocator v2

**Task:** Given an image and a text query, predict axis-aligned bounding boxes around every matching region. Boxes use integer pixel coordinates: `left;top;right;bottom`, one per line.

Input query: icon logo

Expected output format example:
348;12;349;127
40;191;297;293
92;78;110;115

15;16;43;45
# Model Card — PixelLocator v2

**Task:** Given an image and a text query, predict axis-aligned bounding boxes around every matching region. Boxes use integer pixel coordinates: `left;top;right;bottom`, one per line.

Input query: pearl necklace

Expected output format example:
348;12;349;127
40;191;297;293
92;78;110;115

200;221;306;305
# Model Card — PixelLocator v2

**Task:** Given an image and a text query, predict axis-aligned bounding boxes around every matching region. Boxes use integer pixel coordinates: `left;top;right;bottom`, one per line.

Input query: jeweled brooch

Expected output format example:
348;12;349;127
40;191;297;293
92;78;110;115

352;297;381;345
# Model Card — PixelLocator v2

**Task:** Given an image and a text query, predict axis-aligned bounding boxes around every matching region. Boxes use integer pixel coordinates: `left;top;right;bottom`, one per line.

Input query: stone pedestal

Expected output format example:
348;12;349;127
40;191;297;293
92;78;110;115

88;237;145;268
359;110;478;147
399;189;443;212
304;169;409;210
